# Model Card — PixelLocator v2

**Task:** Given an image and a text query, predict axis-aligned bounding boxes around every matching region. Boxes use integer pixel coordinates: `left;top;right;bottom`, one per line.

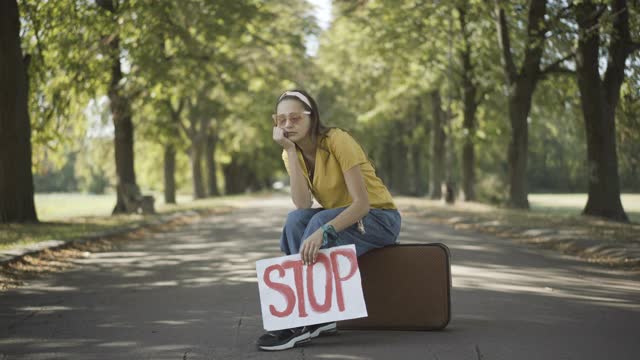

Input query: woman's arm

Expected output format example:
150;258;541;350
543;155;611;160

324;165;370;231
300;165;369;265
273;126;313;209
286;148;313;209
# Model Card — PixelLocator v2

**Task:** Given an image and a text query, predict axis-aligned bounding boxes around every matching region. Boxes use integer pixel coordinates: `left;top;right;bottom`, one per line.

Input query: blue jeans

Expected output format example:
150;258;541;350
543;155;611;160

280;207;402;257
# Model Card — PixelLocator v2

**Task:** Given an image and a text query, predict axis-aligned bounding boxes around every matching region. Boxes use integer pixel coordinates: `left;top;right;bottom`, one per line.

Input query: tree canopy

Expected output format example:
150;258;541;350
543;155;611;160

2;0;638;223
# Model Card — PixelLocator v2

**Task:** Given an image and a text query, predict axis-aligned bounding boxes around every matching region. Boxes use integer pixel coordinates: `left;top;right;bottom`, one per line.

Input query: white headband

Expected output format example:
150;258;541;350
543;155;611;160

278;91;312;109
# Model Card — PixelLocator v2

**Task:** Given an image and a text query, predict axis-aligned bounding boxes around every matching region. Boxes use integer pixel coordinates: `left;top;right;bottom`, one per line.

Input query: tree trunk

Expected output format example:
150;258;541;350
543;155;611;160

506;85;534;208
224;157;259;194
223;159;240;195
181;99;211;200
429;91;446;199
0;0;38;223
384;118;409;195
190;138;206;199
392;132;411;195
459;3;478;201
412;99;427;196
163;144;176;204
381;128;395;191
575;0;630;222
108;36;139;214
205;130;219;197
411;145;426;196
96;0;140;215
495;1;547;209
164;98;185;205
461;139;475;201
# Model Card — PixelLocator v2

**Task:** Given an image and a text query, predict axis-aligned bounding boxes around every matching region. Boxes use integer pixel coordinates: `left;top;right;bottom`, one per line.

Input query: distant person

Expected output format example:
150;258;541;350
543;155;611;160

256;89;402;351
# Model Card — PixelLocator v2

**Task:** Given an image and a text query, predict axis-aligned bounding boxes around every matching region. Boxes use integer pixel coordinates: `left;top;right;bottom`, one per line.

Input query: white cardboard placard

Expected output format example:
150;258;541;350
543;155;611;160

256;244;368;331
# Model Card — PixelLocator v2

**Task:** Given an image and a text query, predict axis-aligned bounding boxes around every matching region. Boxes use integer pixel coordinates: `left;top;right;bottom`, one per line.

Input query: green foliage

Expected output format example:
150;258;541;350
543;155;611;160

313;0;639;200
32;151;78;192
16;0;640;204
618;71;640;191
527;78;587;192
18;0;317;197
84;168;110;194
74;137;115;194
20;0;110;169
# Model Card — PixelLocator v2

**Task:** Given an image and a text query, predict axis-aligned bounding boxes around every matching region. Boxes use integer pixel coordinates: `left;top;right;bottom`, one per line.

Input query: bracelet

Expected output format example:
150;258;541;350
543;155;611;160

320;224;339;248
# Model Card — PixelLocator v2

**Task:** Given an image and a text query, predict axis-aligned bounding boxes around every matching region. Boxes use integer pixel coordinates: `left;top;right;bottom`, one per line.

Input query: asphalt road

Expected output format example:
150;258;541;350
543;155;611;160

1;196;639;359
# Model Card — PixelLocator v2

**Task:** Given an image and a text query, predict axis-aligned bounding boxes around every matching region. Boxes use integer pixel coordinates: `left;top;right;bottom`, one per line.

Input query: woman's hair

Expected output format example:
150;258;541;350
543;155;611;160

275;89;331;150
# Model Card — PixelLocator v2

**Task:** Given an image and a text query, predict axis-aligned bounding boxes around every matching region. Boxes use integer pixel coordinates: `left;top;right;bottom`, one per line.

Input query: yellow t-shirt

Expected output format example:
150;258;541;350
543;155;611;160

282;128;396;209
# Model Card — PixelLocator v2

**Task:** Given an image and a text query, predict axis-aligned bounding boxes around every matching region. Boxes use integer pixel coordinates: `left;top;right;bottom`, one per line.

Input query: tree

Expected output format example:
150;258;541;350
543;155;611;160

314;1;447;197
457;1;487;201
574;0;639;222
0;0;38;223
429;90;447;199
95;0;141;214
18;0;106;195
494;0;549;208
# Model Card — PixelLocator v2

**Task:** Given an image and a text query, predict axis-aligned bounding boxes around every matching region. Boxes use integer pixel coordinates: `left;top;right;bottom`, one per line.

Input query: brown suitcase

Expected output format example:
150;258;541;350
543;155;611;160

338;243;451;330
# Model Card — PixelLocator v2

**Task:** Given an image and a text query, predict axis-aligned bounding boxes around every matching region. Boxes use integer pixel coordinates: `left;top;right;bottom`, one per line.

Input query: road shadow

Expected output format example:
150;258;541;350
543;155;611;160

0;201;638;359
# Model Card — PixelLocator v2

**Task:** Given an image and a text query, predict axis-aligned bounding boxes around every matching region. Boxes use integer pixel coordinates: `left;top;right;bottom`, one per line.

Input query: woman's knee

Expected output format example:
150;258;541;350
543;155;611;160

285;208;317;227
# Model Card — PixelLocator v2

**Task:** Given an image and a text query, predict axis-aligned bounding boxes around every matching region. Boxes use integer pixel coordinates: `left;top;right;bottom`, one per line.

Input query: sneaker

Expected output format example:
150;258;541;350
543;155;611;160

256;327;311;351
302;322;338;339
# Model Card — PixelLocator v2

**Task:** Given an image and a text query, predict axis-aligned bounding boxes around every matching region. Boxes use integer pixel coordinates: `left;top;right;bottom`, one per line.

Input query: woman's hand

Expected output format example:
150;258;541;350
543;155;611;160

273;126;295;150
300;229;323;265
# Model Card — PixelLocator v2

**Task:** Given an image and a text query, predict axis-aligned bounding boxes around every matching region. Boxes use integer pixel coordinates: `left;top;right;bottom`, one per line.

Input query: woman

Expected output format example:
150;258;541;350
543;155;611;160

257;89;402;351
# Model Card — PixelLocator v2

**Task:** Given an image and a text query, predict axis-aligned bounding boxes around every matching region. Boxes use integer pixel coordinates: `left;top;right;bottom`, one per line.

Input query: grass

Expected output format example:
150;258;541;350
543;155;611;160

396;194;640;241
0;192;255;251
395;193;640;268
2;191;638;254
529;193;640;223
33;191;282;221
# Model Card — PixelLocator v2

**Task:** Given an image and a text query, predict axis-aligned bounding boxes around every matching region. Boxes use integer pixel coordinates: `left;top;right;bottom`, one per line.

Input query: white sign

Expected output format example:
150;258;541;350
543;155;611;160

256;244;368;331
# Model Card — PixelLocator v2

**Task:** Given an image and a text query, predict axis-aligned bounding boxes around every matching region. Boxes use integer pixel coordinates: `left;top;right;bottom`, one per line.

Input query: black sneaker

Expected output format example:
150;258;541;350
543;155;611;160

256;327;311;351
302;322;338;339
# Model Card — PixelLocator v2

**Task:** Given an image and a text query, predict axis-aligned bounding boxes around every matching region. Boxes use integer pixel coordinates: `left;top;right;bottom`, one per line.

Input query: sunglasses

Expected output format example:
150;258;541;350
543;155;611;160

272;111;311;127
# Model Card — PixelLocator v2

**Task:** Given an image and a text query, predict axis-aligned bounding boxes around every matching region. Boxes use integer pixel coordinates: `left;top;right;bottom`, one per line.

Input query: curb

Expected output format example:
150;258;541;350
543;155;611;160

407;208;640;270
0;208;215;265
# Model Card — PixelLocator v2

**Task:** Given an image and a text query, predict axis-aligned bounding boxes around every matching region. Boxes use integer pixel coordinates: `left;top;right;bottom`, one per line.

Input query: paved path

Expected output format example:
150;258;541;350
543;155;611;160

1;196;639;359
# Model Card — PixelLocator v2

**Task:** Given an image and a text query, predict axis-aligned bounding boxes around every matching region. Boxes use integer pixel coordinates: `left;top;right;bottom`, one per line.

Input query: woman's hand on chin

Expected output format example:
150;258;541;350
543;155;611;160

273;126;295;150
